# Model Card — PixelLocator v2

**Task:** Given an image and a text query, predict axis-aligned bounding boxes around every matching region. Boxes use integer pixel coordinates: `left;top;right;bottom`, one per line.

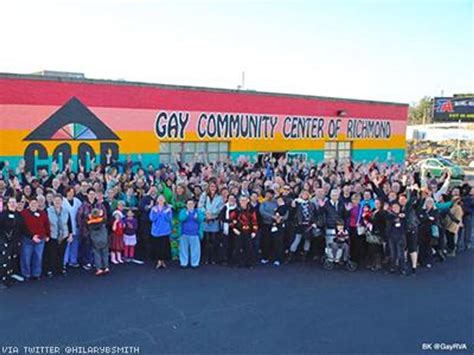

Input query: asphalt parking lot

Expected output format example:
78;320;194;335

1;251;472;354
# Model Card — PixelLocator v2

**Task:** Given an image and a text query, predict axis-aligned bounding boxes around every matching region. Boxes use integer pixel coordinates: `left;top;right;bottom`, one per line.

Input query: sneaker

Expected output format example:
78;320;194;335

82;264;92;271
273;261;280;267
261;259;269;265
103;268;110;274
95;269;104;276
131;259;144;265
426;264;432;269
10;274;25;282
447;251;456;258
46;271;53;278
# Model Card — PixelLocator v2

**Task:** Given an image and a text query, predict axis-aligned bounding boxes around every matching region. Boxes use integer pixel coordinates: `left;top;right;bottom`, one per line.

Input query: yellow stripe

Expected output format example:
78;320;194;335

0;129;406;156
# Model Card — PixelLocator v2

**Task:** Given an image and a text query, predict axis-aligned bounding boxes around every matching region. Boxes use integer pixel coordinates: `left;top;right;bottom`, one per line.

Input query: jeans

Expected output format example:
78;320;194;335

92;246;109;270
457;214;472;251
388;235;406;271
64;234;80;265
331;242;350;262
20;237;45;278
79;236;93;266
290;233;311;253
180;234;201;267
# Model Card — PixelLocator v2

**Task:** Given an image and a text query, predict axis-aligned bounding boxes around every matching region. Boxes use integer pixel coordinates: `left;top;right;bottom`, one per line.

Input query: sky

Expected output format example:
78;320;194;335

0;0;472;104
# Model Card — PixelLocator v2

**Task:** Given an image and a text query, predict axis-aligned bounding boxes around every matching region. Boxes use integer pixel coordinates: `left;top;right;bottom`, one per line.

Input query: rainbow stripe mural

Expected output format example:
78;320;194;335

0;73;408;171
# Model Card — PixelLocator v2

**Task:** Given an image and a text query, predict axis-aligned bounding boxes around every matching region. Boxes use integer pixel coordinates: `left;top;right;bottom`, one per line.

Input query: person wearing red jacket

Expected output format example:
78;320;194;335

20;198;50;280
232;196;258;268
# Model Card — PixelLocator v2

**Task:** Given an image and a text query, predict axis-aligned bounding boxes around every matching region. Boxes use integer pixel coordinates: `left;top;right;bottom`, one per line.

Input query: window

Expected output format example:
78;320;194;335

160;142;229;164
324;141;352;160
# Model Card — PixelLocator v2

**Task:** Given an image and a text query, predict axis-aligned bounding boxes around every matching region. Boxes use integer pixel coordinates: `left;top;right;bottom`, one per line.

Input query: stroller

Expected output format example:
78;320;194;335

322;227;357;271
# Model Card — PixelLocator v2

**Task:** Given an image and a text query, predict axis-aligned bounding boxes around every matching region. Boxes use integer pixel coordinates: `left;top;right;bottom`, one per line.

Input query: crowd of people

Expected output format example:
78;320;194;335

0;154;473;290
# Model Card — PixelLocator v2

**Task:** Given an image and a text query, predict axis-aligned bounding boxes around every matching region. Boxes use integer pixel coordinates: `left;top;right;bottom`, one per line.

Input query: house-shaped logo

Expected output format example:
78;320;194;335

23;97;120;172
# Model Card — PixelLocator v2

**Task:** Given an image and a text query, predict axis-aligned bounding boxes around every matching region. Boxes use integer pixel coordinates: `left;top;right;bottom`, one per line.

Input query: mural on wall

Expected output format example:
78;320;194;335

23;97;120;172
0;76;409;170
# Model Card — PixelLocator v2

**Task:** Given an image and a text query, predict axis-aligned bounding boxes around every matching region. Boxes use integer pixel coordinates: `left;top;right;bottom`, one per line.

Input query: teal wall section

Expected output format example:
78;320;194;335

1;148;405;173
230;149;405;164
351;149;405;163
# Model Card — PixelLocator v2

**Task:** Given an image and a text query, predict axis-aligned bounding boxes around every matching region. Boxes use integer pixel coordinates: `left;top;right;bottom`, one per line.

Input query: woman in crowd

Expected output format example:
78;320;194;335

170;183;191;261
366;199;385;271
219;193;239;264
149;195;173;269
178;198;204;268
44;194;72;276
198;180;223;264
63;187;82;268
232;195;258;268
0;197;22;289
418;197;439;268
444;196;464;257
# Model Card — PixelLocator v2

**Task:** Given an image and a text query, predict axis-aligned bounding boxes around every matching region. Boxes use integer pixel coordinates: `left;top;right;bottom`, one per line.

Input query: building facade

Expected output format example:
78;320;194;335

0;73;408;172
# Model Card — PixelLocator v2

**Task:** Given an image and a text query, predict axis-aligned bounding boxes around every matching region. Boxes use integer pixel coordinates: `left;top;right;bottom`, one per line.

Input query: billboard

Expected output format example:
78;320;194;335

433;97;474;122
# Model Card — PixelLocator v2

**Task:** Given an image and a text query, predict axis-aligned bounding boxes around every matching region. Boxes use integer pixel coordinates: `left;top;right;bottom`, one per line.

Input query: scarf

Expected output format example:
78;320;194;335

223;203;237;236
301;200;311;224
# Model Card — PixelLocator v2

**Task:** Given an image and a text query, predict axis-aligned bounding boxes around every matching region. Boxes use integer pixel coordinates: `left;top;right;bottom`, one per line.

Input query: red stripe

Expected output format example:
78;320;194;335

0;78;408;120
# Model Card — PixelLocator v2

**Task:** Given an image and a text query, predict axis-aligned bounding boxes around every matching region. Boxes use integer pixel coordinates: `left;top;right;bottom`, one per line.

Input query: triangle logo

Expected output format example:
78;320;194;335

24;97;120;141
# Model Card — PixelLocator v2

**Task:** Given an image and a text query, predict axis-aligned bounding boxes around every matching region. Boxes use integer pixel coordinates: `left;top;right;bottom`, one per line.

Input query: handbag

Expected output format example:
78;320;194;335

312;227;322;238
431;224;440;238
365;230;383;245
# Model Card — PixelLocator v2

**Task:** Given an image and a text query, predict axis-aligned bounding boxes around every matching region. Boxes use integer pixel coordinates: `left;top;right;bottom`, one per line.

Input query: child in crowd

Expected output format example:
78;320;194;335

331;219;350;263
123;209;138;262
87;208;109;276
111;210;125;264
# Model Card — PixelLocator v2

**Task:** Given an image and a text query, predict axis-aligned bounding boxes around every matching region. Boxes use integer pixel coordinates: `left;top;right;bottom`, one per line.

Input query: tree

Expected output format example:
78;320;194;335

408;96;432;125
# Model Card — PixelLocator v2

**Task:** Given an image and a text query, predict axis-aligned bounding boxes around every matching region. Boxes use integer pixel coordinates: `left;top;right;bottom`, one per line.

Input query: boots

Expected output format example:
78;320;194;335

110;252;118;264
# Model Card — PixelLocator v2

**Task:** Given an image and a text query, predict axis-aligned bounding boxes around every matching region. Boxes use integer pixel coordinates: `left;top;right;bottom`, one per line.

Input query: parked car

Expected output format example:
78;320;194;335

417;157;465;180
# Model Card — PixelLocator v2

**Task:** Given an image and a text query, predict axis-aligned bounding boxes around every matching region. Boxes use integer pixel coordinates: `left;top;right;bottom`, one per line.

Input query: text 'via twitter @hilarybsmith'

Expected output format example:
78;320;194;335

1;346;141;354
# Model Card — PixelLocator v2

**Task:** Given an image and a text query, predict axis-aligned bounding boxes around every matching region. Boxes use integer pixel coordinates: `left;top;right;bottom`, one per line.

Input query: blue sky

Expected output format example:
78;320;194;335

0;0;472;104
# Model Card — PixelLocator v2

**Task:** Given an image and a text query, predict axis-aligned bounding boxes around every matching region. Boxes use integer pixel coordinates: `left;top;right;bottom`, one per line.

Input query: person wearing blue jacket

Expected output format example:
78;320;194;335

198;180;224;264
178;199;204;268
149;195;173;269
